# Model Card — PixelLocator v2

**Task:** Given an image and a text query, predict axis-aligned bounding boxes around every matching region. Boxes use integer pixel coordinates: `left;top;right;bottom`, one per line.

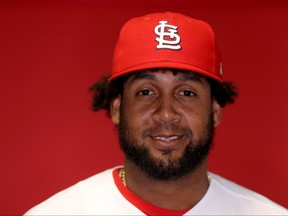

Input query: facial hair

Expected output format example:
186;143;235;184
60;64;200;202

118;112;214;181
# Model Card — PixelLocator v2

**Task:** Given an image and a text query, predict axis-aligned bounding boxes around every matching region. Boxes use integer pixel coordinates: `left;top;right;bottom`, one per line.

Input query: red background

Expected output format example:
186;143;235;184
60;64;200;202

0;0;287;214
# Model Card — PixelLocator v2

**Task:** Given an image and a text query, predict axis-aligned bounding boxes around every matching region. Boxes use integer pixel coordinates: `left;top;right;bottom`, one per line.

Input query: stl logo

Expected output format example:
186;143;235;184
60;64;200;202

154;21;181;50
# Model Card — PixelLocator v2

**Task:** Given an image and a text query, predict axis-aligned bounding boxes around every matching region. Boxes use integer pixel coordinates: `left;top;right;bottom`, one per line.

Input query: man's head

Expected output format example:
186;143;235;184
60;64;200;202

110;69;219;180
89;12;238;180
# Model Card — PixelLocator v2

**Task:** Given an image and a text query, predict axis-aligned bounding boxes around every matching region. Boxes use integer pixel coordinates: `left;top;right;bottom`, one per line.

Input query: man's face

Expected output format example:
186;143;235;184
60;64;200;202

111;69;222;180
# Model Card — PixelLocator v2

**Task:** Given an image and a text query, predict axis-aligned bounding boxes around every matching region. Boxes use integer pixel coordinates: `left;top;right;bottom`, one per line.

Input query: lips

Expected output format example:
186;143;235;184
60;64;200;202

143;126;187;148
149;134;184;152
151;135;180;142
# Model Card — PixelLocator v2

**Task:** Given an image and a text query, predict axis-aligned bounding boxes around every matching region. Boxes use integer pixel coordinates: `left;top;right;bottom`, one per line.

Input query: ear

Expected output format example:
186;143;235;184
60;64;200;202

110;95;121;125
212;99;222;127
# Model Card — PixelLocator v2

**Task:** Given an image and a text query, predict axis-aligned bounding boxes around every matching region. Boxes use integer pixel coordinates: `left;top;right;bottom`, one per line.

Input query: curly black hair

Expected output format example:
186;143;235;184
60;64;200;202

89;70;239;115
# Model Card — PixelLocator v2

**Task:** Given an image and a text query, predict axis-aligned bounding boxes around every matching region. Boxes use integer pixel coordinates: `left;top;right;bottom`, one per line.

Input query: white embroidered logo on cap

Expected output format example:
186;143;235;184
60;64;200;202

154;21;181;50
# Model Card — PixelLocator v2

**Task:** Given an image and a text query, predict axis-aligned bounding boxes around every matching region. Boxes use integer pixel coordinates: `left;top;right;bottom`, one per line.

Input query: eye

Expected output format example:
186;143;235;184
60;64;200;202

137;89;154;96
179;90;196;97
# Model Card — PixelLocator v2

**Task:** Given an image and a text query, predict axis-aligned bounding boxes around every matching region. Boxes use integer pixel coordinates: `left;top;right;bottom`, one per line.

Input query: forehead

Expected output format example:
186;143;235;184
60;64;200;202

125;69;208;85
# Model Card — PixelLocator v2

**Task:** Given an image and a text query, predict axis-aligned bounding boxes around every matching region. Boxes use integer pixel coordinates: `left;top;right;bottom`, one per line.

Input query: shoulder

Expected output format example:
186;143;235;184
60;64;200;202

208;172;288;215
25;167;119;215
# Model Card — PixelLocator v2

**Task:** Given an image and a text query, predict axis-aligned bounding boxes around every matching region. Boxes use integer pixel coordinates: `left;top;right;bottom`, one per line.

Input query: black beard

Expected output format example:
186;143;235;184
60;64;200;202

118;113;214;181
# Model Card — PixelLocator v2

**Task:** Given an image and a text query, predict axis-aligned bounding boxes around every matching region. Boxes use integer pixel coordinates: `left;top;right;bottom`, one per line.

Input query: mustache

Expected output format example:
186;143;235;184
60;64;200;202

141;122;193;138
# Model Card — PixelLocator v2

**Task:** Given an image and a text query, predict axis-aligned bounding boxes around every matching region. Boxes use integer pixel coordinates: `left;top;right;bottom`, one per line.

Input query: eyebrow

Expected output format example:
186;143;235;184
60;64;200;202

175;72;204;84
130;71;157;81
130;70;204;84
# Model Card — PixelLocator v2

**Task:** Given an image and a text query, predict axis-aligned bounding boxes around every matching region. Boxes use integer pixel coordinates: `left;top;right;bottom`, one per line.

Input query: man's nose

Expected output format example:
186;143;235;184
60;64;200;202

151;96;181;124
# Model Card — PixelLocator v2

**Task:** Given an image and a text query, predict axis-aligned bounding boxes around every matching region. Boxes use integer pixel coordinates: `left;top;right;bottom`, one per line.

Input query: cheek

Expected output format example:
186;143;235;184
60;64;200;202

182;104;212;139
121;98;153;136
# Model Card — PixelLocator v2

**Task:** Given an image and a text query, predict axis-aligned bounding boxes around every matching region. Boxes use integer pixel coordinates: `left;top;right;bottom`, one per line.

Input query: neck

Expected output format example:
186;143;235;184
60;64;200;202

123;158;210;210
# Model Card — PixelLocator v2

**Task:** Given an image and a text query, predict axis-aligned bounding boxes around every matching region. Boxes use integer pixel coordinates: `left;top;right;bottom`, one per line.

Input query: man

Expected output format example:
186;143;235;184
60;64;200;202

25;12;287;215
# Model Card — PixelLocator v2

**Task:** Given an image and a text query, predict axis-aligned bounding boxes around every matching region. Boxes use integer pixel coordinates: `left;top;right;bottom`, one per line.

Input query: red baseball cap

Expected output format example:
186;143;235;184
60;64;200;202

109;12;223;82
